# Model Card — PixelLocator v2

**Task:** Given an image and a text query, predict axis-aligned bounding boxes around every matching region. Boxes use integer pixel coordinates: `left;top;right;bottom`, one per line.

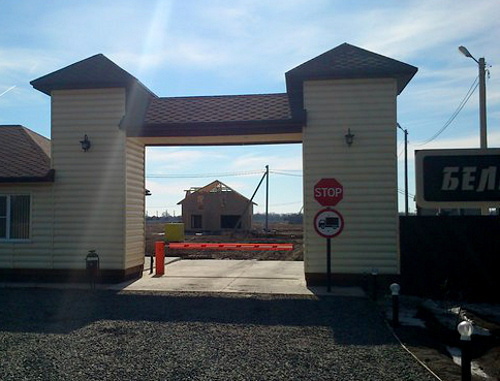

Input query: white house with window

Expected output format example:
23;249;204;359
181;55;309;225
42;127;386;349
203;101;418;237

0;125;54;273
0;195;31;240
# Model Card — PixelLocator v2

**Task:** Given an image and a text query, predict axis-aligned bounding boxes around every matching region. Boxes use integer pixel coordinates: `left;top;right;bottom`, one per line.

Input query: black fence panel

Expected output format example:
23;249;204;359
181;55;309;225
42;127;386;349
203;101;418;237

400;216;500;302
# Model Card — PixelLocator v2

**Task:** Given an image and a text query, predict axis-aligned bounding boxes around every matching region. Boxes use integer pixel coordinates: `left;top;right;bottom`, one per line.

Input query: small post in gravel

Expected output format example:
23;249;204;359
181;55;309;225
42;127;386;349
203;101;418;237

389;283;400;327
457;321;473;381
85;250;99;290
371;269;378;301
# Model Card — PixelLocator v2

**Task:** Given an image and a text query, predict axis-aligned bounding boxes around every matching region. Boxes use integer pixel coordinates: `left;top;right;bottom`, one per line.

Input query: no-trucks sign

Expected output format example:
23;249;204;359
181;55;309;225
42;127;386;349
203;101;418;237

314;208;344;238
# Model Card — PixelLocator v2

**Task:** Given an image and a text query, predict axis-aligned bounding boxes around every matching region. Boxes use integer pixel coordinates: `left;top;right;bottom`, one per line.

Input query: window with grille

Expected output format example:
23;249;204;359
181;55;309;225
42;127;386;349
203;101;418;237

0;195;31;240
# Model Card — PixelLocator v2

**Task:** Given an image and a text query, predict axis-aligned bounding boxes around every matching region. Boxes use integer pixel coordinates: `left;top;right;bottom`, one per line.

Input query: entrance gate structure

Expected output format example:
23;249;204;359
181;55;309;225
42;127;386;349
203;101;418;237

2;43;417;286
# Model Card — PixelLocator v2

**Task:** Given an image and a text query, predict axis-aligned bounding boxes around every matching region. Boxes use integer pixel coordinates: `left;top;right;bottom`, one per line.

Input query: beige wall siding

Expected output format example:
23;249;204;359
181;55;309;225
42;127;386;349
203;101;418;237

0;184;54;269
125;138;146;268
51;89;127;269
303;79;399;275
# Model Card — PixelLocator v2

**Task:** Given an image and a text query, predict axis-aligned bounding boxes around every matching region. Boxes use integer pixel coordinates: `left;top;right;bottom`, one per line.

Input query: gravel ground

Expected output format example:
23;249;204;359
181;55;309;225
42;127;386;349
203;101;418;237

0;289;437;381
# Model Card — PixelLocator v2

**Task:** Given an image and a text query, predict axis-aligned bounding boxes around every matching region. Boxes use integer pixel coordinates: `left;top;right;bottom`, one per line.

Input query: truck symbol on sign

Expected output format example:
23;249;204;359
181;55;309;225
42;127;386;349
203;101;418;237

318;217;339;230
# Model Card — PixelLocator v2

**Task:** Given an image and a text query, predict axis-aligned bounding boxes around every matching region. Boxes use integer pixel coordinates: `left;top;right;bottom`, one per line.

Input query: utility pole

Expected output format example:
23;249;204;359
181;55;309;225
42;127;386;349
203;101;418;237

397;123;409;216
265;165;269;232
459;46;488;149
479;57;487;149
459;46;489;215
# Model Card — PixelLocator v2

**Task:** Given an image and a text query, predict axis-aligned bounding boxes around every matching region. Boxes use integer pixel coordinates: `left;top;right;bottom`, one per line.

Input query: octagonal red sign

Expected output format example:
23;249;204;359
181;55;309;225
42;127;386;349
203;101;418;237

314;178;343;206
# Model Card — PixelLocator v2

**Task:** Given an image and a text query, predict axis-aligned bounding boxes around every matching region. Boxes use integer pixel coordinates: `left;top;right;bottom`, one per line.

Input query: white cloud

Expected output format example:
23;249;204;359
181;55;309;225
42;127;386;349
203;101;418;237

357;1;500;61
146;148;228;172
229;151;302;172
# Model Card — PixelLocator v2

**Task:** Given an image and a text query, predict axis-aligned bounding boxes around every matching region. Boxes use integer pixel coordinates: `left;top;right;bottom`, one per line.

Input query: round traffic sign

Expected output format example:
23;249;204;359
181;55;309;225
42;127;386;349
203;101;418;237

313;208;344;238
314;178;343;206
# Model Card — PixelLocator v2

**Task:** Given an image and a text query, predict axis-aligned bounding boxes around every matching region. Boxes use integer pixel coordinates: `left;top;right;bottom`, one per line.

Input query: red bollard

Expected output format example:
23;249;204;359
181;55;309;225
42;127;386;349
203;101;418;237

155;241;165;276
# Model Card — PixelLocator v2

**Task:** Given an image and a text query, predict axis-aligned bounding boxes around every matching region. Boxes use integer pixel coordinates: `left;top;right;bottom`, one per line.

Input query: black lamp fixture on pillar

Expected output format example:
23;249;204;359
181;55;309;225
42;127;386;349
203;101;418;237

344;128;355;146
80;134;91;152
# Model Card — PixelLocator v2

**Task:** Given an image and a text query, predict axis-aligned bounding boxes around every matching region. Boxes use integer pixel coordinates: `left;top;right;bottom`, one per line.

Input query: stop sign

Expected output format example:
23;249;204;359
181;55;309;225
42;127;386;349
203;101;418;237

314;178;343;206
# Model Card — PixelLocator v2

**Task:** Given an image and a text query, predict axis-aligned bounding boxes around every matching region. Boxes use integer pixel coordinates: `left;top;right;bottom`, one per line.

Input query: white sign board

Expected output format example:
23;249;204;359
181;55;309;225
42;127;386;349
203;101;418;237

415;148;500;208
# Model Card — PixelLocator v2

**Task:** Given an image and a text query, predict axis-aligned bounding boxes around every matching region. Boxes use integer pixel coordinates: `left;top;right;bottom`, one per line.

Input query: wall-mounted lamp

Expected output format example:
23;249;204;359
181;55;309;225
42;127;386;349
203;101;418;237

80;134;91;152
344;128;355;146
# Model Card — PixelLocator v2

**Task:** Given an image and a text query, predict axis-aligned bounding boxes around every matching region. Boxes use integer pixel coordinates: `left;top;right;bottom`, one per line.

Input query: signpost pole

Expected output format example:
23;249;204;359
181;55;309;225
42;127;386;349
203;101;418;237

313;179;345;294
327;238;331;292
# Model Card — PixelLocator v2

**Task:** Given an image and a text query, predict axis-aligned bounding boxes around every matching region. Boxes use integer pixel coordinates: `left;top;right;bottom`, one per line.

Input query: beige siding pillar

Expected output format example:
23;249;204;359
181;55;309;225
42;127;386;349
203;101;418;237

125;138;146;268
302;79;399;282
51;89;128;271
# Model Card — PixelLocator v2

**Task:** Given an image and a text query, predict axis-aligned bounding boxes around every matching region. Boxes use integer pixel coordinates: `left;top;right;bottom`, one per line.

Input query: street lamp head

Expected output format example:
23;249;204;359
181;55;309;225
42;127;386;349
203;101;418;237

457;320;473;341
459;45;473;58
389;283;401;296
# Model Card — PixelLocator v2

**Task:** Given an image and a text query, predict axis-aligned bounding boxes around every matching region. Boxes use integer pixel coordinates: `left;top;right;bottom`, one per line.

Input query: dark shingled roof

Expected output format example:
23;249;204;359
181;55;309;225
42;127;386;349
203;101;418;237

286;43;418;93
286;43;418;117
136;93;304;138
0;125;54;182
145;93;292;125
30;54;155;97
29;44;417;140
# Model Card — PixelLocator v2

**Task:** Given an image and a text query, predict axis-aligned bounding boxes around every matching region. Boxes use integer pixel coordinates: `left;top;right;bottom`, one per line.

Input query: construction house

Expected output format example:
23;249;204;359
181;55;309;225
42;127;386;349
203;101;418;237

178;180;254;233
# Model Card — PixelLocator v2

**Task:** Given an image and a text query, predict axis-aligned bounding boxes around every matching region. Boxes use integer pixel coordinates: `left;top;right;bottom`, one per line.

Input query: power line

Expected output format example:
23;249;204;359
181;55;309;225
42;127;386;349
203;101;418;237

146;170;264;179
417;76;479;147
396;140;405;158
398;188;415;199
270;170;302;177
268;201;303;207
147;168;303;179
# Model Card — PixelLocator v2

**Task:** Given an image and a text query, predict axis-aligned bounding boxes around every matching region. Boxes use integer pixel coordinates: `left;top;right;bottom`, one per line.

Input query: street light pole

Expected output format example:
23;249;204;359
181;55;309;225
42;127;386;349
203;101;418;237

459;46;487;149
397;123;409;216
478;57;487;149
459;46;489;215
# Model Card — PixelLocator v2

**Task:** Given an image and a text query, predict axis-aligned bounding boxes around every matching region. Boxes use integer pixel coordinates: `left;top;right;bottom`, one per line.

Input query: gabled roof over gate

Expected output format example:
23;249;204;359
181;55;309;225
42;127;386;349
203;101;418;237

139;93;303;138
30;43;417;142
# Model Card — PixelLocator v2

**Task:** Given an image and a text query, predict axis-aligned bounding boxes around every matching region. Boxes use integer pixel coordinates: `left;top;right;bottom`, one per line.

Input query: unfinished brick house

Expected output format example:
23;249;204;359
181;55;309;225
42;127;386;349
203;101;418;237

178;180;254;233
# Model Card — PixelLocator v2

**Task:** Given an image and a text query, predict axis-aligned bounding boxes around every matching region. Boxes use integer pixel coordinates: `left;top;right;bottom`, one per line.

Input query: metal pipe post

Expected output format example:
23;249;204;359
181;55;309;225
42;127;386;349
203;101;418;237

461;340;472;381
371;270;378;301
392;294;399;327
404;129;408;216
265;165;269;232
326;238;331;292
155;241;165;276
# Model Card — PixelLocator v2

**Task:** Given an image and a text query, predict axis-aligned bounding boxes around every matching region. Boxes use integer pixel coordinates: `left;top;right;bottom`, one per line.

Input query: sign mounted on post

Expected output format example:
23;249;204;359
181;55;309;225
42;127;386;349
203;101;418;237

314;208;344;238
314;178;343;206
313;207;344;293
416;149;500;208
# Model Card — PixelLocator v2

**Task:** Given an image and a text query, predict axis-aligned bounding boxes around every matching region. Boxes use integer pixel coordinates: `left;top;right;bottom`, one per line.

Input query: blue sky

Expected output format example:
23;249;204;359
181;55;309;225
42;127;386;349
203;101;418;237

1;0;499;215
